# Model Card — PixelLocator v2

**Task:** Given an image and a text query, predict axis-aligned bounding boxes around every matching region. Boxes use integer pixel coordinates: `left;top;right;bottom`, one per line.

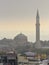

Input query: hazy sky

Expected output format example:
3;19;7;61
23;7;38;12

0;0;49;42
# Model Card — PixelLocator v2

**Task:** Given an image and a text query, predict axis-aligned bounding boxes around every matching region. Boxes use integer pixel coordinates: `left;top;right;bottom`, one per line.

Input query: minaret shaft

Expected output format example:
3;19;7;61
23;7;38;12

35;10;41;48
36;23;40;42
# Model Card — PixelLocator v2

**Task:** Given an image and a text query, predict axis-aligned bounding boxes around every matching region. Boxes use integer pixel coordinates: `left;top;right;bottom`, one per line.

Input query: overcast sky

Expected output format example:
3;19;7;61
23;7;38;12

0;0;49;42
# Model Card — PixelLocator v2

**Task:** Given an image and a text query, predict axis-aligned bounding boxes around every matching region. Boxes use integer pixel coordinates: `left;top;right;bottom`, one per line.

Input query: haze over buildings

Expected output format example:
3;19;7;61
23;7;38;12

0;0;49;42
0;10;48;51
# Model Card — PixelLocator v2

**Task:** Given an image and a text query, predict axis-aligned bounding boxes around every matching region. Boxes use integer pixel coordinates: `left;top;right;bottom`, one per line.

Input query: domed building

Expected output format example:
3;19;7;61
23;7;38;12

14;33;28;45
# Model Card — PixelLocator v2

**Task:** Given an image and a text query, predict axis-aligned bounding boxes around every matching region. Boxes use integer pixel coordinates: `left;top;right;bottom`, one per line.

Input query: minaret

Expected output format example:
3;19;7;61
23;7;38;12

35;10;41;48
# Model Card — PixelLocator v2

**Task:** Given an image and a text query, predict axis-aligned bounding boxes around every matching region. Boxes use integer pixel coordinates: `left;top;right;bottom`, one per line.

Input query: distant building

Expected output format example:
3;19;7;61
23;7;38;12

14;33;28;46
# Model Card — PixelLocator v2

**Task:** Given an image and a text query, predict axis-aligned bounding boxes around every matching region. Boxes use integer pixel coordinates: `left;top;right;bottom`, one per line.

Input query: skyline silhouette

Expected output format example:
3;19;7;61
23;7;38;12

0;0;49;42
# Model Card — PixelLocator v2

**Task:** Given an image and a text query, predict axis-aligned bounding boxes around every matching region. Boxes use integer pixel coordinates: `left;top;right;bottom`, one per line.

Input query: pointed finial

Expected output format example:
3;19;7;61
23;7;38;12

36;9;39;18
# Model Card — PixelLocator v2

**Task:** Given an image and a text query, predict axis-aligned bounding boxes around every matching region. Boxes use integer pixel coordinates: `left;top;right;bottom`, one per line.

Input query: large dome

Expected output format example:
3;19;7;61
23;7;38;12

14;33;27;44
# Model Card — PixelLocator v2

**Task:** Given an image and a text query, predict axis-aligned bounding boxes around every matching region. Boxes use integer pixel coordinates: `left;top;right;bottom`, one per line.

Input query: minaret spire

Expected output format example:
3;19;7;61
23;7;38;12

36;9;39;18
35;9;41;48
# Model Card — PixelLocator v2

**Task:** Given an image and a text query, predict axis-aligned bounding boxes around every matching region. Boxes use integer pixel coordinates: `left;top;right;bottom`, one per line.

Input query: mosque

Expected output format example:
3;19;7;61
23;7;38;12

14;10;41;49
